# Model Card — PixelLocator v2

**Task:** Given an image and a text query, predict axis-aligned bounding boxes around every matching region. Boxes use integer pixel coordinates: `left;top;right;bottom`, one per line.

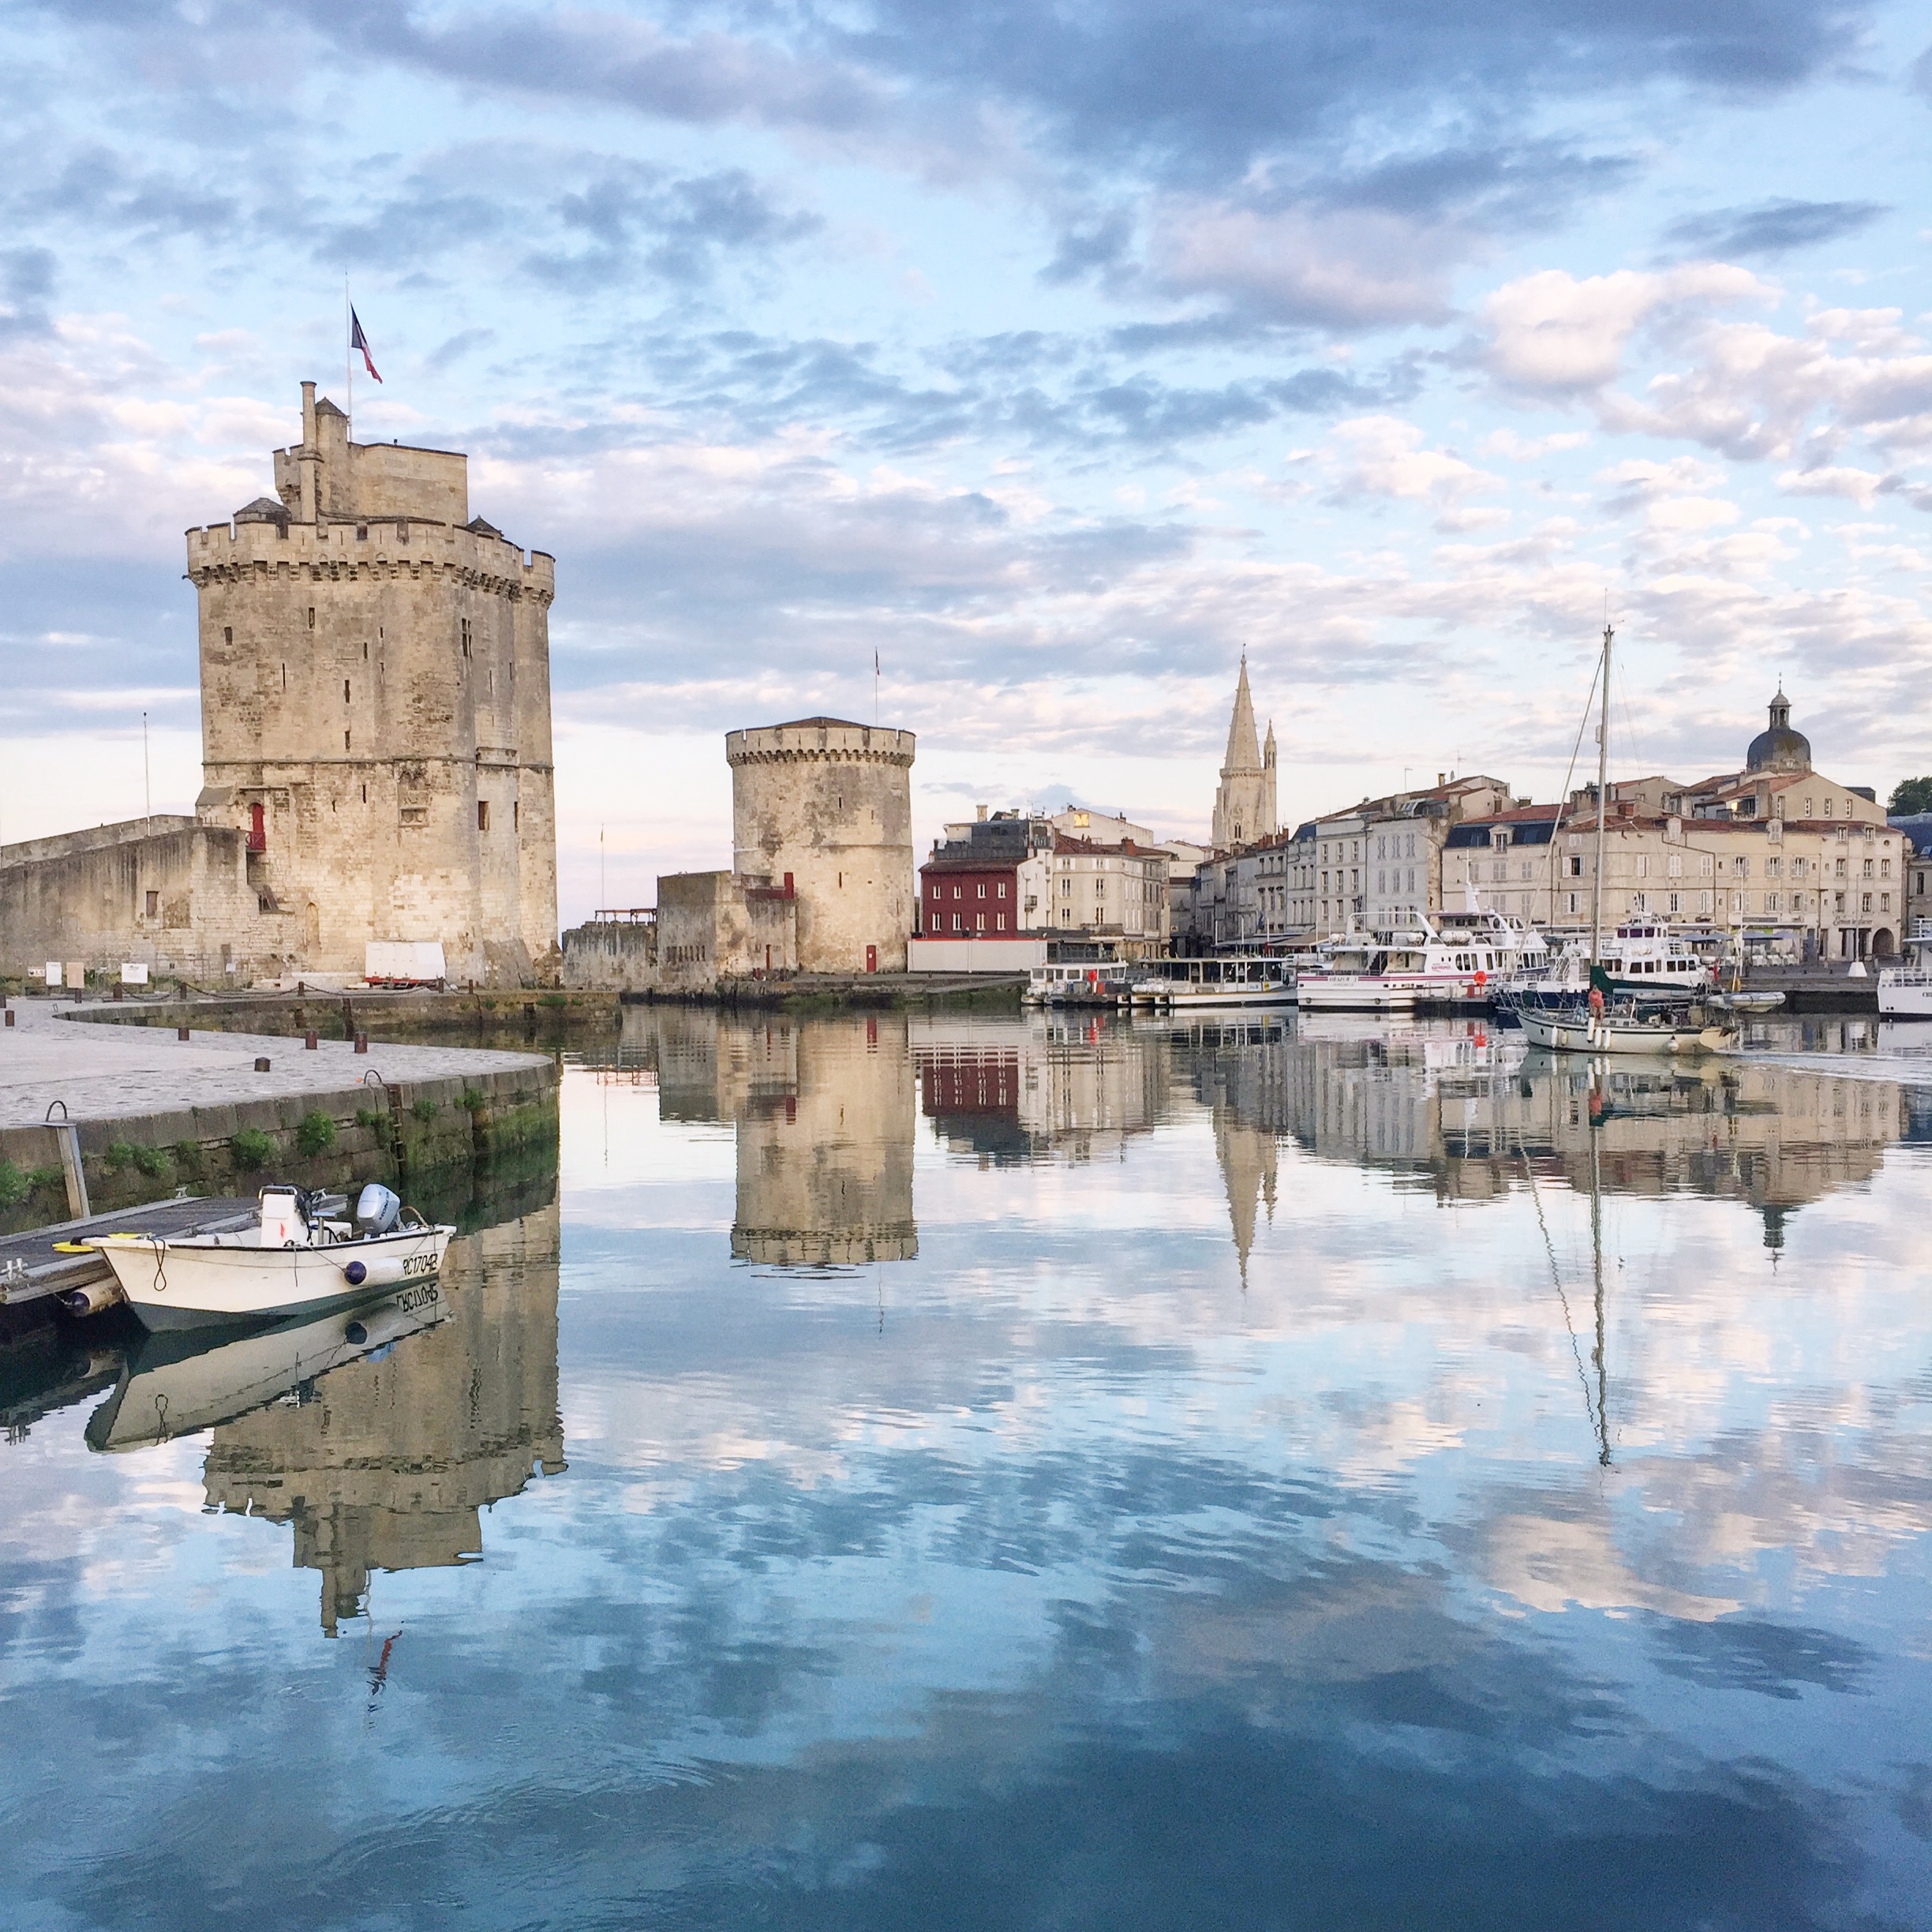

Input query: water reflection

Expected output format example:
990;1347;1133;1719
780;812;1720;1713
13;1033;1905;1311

5;1005;1932;1926
195;1207;564;1633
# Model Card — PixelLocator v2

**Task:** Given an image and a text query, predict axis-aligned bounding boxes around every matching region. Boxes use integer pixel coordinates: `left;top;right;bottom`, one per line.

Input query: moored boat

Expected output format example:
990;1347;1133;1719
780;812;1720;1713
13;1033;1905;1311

1129;956;1297;1007
1517;1005;1735;1055
1297;908;1547;1012
85;1184;454;1332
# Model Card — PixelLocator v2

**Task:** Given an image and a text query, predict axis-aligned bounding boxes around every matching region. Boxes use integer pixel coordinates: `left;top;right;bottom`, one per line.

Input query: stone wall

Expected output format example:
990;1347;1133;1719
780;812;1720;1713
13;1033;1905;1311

727;721;915;972
561;916;659;992
657;871;798;992
0;818;286;982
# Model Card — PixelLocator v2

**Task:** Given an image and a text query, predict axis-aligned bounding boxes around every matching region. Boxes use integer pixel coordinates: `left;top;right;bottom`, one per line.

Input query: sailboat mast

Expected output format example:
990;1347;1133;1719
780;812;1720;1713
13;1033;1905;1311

1591;621;1612;968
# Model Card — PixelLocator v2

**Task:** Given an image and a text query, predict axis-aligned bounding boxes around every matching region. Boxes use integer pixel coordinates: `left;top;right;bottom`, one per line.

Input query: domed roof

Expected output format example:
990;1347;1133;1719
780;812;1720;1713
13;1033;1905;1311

1746;688;1810;774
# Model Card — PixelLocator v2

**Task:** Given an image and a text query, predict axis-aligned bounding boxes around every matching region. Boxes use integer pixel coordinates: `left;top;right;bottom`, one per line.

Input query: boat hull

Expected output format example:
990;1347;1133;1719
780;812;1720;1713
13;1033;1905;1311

91;1226;454;1331
1878;971;1932;1018
1516;1009;1734;1056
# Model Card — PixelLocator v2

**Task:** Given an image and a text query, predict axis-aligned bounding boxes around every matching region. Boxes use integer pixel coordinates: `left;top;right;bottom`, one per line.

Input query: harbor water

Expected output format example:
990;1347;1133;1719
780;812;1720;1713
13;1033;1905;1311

4;1005;1932;1928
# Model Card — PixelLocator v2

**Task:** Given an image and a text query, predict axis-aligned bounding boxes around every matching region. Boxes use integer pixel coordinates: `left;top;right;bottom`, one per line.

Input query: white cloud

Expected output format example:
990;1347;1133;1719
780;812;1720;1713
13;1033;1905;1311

1777;464;1887;506
1151;200;1459;328
1481;264;1766;395
1325;414;1501;503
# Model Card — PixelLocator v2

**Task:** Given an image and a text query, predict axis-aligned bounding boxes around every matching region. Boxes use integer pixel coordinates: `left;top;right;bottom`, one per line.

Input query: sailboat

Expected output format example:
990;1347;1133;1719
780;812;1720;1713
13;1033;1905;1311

1515;622;1736;1058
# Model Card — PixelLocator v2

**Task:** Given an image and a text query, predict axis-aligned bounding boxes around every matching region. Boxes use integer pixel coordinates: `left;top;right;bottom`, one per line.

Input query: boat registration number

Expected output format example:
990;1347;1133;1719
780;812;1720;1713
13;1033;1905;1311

396;1279;441;1312
401;1251;441;1280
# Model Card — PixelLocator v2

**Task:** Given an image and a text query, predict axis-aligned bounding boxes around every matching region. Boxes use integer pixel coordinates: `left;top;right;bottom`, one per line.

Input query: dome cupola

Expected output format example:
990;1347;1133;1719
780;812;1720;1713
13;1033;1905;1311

1746;688;1811;774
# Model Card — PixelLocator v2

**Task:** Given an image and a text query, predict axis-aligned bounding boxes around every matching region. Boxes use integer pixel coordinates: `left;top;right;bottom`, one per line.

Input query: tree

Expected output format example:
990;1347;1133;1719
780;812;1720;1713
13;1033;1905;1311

1889;777;1932;815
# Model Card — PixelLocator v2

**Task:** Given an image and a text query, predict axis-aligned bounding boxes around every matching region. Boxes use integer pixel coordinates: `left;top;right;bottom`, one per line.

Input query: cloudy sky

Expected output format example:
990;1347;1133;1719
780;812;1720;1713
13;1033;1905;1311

2;0;1929;918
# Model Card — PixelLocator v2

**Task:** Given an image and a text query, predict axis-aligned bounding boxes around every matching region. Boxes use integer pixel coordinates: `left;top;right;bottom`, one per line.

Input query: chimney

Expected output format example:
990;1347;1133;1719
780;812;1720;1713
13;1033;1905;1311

975;804;987;822
298;380;320;523
1436;772;1445;786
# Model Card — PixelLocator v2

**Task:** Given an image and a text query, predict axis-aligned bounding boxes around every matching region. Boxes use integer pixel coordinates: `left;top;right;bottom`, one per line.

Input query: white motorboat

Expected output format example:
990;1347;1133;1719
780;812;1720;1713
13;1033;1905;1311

1297;909;1547;1011
85;1282;448;1451
1129;956;1297;1007
1517;1005;1735;1056
86;1184;454;1332
1510;925;1713;1011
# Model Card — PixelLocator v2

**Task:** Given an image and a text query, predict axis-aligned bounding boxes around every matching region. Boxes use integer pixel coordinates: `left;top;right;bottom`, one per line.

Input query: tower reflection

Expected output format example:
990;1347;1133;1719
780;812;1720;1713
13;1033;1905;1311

198;1206;564;1634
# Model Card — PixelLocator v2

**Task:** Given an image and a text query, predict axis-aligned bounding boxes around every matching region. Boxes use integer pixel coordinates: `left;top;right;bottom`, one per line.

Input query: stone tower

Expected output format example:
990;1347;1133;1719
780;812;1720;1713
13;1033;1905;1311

187;382;559;984
726;717;915;972
1211;657;1278;851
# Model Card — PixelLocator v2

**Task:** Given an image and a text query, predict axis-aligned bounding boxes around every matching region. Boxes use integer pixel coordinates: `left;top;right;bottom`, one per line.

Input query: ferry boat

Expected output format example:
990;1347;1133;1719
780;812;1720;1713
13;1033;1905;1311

1023;961;1140;1005
84;1183;453;1331
1129;956;1297;1008
1297;910;1548;1012
1878;923;1932;1018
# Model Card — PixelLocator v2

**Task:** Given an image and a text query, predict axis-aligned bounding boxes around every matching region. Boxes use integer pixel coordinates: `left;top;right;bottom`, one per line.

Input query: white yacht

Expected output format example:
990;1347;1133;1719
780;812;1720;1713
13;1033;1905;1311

1129;956;1297;1008
1509;923;1713;1010
1297;910;1547;1012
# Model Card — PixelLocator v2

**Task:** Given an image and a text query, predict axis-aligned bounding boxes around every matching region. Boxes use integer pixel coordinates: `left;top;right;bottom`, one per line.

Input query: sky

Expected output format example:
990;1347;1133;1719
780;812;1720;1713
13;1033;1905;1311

0;0;1929;923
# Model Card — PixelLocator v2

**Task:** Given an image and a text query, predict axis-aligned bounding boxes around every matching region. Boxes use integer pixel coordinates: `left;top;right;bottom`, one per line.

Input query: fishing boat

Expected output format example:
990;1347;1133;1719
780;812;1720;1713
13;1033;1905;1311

1522;620;1735;1058
84;1184;453;1332
1129;955;1297;1007
1517;1005;1734;1055
1297;908;1547;1012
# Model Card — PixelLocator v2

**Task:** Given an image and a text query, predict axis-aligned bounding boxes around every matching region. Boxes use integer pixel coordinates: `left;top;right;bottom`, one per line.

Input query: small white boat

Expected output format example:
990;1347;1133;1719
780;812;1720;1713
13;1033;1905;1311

1709;988;1784;1013
1129;956;1297;1007
1023;961;1140;1005
1517;1005;1735;1056
86;1184;453;1332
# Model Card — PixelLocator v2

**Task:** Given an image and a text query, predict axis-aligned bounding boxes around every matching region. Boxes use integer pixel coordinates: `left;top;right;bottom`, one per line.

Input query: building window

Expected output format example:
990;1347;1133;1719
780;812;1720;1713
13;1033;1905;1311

1668;893;1681;914
1882;893;1892;912
975;912;985;931
144;889;159;917
953;884;961;899
996;912;1006;932
477;801;490;831
1863;893;1874;913
1825;798;1833;816
998;880;1007;898
977;882;986;898
1568;856;1582;877
952;913;962;932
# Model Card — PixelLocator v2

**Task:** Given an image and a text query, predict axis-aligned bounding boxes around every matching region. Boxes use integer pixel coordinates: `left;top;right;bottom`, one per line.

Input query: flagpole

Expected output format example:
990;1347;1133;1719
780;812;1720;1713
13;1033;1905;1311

345;276;352;436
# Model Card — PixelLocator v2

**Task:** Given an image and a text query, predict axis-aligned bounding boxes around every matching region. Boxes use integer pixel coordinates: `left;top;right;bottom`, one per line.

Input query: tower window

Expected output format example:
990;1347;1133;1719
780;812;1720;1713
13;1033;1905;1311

307;608;316;629
343;680;350;702
361;784;367;803
477;801;490;831
344;730;350;751
461;618;472;659
362;641;368;660
357;526;368;541
513;800;519;829
281;663;286;689
223;626;232;646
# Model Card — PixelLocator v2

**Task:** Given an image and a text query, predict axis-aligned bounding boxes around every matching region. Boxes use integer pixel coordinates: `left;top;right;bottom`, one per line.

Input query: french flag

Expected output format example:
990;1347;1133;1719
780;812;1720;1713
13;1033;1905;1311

350;308;382;383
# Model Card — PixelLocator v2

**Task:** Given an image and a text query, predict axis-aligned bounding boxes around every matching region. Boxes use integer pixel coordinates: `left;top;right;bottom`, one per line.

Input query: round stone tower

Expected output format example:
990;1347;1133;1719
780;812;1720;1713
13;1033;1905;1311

726;718;915;972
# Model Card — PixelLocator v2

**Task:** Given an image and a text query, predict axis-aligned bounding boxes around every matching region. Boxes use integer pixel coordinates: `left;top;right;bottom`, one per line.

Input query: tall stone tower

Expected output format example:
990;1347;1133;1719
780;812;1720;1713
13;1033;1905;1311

188;382;559;983
1211;657;1278;851
726;717;915;972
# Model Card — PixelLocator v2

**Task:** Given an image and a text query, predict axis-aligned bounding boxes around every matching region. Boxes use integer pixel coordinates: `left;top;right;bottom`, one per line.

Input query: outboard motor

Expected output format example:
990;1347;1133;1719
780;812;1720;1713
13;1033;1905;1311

354;1183;402;1236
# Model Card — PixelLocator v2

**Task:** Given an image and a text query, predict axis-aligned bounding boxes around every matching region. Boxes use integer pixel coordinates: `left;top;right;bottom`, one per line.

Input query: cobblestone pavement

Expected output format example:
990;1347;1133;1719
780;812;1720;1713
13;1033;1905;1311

0;998;550;1130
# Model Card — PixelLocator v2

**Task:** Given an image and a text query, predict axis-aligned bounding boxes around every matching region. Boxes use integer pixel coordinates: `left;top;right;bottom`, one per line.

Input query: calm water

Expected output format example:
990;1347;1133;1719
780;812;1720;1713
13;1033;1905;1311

5;1006;1932;1930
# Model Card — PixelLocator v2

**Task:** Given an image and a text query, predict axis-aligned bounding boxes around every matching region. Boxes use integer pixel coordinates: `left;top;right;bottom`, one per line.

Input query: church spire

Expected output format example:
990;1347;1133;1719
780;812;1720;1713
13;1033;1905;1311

1222;653;1262;775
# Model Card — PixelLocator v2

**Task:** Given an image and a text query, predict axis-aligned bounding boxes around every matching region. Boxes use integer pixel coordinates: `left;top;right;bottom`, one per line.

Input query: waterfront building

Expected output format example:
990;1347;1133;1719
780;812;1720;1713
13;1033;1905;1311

2;382;560;985
1210;658;1278;852
1443;695;1903;958
918;811;1049;938
1021;833;1170;954
1282;776;1514;935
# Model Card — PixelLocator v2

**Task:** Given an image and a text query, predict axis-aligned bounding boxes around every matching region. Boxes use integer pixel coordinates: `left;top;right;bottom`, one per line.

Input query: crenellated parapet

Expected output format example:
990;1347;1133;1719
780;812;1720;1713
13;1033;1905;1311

727;721;916;768
185;517;555;605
